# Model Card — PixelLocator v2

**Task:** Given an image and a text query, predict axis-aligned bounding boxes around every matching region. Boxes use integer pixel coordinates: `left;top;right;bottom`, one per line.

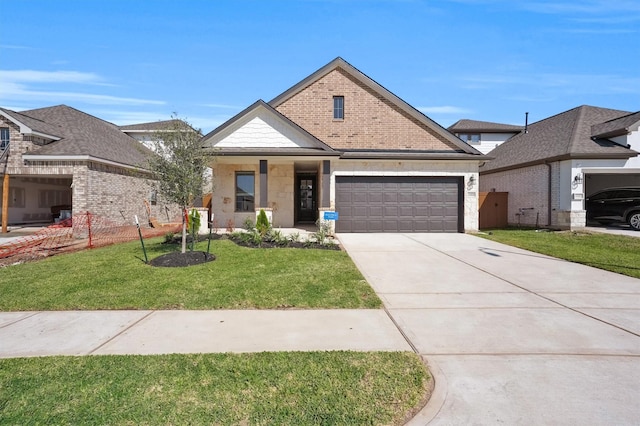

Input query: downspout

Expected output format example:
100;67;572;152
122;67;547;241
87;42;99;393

545;161;552;227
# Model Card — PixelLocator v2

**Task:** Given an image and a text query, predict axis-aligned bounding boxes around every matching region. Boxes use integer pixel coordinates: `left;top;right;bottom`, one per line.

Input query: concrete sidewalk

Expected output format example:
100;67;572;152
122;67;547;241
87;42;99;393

0;309;411;358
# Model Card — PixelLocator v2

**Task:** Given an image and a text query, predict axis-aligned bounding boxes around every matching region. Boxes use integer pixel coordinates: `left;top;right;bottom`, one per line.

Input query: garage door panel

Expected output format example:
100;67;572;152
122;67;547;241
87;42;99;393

397;192;414;203
398;206;414;217
335;176;462;233
368;192;383;203
383;206;398;216
383;192;398;203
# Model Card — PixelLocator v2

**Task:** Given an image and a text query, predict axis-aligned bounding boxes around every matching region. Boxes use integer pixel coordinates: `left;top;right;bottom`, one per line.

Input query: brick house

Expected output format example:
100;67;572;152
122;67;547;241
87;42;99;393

0;105;177;231
202;58;488;233
479;105;639;229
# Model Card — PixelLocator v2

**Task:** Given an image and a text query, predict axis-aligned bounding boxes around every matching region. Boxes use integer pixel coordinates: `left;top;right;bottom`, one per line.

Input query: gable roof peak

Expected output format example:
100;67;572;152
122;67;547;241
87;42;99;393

268;57;482;155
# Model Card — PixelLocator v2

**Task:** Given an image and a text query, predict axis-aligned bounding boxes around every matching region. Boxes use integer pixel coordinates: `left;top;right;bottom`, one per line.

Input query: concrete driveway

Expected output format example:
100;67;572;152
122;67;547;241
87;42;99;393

338;233;640;425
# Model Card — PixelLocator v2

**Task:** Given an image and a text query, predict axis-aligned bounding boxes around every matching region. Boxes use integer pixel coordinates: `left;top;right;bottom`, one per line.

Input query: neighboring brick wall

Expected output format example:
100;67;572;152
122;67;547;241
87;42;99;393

275;68;458;151
481;164;550;227
81;163;180;225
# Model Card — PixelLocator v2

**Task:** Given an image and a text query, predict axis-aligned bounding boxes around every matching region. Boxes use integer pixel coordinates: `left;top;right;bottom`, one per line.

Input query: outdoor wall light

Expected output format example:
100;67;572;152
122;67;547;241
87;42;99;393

573;173;583;185
467;175;476;190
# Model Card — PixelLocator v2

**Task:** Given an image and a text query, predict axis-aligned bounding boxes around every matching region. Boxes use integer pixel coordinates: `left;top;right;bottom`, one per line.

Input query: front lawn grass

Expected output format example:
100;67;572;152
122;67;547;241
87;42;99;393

0;351;429;425
0;238;381;311
477;229;640;278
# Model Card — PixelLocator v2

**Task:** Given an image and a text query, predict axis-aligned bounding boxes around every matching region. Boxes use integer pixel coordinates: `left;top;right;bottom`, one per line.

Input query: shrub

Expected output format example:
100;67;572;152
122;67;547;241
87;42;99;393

256;209;271;237
312;219;332;245
243;217;255;232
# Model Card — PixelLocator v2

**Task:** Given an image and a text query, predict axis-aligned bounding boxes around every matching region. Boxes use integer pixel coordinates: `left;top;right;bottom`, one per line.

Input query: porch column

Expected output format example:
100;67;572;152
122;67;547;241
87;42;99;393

2;173;8;233
259;160;268;208
322;160;330;208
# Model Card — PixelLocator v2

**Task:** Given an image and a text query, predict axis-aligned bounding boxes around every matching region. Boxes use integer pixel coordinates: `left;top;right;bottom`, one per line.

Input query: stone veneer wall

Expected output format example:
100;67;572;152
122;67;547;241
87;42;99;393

212;159;479;232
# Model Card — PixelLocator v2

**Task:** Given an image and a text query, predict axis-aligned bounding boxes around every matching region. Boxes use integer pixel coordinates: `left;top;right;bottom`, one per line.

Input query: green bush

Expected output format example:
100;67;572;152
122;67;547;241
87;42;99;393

256;209;271;237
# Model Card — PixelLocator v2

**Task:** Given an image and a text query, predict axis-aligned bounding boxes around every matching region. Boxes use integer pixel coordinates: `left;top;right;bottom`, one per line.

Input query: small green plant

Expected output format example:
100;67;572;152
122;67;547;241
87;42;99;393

256;209;271;237
287;232;301;243
312;219;332;245
187;209;202;251
266;229;287;246
243;217;255;232
163;232;175;244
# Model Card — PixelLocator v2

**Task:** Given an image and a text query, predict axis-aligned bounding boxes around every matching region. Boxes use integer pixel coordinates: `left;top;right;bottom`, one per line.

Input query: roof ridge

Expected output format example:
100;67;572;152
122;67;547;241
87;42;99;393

567;105;587;153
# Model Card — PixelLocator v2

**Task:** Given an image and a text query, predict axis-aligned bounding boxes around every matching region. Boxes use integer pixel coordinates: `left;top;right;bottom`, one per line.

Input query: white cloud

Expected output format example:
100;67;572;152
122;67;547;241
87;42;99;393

417;106;472;114
0;70;101;84
0;69;165;107
459;72;640;96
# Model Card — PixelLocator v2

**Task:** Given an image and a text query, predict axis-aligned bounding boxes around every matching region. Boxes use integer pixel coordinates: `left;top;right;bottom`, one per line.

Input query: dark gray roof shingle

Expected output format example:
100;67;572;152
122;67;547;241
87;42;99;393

481;105;636;173
0;107;63;139
119;119;184;131
591;111;640;139
448;119;523;133
17;105;154;168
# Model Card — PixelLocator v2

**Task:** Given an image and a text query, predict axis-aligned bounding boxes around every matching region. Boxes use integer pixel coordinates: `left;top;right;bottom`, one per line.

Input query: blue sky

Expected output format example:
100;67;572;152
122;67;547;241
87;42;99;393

1;0;638;133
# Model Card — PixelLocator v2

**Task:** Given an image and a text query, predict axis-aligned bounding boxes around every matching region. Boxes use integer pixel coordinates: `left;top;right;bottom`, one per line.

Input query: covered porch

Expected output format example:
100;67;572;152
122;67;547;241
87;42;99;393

211;156;335;229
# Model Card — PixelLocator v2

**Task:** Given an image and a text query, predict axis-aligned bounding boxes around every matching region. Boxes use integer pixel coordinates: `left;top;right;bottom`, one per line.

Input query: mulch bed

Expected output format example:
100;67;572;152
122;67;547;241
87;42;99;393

148;251;216;267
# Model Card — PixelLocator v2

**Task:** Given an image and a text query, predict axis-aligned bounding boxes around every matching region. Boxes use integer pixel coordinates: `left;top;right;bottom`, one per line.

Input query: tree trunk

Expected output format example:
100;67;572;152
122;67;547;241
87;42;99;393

181;208;187;254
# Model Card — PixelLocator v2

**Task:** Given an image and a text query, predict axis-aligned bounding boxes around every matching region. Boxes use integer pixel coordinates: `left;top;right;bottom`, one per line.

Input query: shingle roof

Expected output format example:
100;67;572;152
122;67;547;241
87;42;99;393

448;119;523;133
591;111;640;139
481;105;637;174
16;105;154;168
0;107;62;139
119;119;184;132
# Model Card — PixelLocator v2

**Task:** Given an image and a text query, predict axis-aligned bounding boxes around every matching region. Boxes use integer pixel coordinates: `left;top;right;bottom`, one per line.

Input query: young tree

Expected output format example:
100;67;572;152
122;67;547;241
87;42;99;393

146;115;212;253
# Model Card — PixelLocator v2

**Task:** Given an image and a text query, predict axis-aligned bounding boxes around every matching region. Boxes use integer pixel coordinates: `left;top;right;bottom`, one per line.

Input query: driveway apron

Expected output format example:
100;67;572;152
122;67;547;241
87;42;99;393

338;233;640;425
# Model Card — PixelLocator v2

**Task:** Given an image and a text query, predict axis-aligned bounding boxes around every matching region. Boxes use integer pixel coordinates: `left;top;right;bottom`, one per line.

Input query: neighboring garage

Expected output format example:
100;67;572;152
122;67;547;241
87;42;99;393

335;176;463;233
585;173;640;197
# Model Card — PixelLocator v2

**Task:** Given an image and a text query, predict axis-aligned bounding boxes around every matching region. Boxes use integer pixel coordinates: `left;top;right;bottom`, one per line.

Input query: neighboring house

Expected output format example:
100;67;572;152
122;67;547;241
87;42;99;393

0;105;176;231
120;119;214;202
479;105;639;229
201;57;487;233
120;119;184;151
448;119;523;155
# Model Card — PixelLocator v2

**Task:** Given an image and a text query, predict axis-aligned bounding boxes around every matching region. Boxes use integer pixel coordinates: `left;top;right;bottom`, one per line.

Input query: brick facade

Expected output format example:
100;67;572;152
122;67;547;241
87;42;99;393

480;164;551;227
1;115;179;226
275;68;459;151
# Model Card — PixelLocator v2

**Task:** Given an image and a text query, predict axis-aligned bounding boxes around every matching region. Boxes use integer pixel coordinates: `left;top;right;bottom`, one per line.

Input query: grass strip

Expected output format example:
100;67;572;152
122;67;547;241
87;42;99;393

0;238;381;311
477;229;640;278
0;351;429;425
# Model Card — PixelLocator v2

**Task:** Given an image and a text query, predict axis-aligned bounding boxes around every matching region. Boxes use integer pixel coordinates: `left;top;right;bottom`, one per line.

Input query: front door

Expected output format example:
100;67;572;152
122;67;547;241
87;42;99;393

297;174;317;223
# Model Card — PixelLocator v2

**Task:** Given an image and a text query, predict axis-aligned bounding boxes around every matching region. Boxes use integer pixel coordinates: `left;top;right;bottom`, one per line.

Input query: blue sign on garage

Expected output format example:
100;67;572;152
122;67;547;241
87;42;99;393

323;211;339;221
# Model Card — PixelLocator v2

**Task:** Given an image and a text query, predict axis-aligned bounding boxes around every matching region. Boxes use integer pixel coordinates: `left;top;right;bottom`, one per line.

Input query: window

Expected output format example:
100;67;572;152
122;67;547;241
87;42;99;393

0;127;9;150
0;187;25;208
458;133;481;144
38;189;72;208
333;96;344;120
235;172;255;212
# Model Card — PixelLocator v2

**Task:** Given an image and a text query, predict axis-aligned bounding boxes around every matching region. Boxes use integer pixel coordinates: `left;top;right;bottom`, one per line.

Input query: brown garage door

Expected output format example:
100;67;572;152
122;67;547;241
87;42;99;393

335;176;463;233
